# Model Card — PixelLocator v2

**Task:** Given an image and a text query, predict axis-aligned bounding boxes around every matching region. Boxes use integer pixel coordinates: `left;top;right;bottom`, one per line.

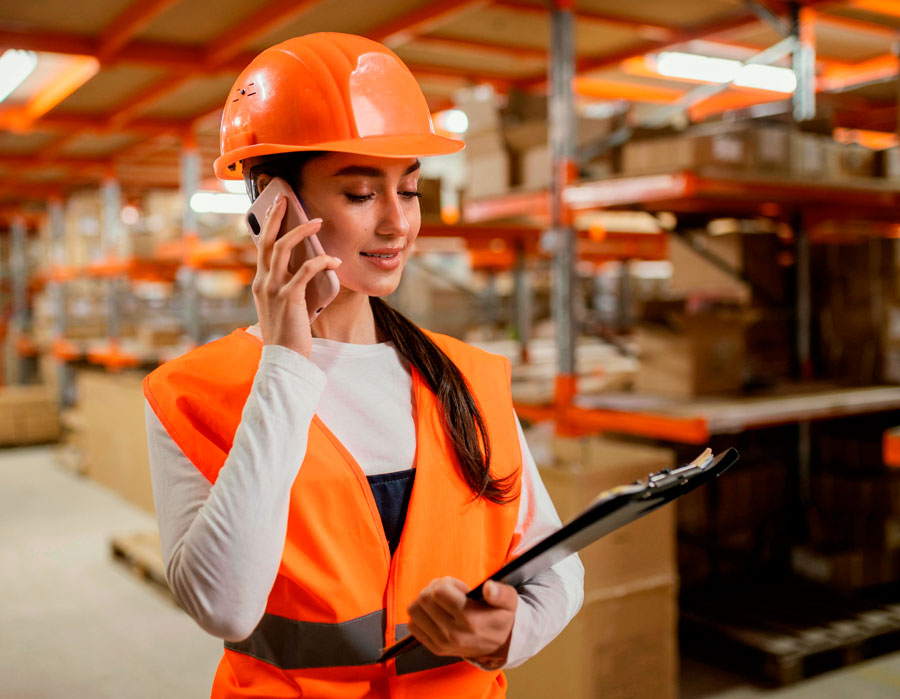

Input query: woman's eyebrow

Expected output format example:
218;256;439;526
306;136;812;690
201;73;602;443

331;160;421;178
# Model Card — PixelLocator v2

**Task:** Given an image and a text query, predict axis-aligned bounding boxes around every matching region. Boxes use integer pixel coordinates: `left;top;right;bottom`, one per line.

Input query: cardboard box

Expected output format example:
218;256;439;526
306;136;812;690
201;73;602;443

0;384;60;445
753;125;791;174
622;131;748;175
77;369;154;514
634;313;749;397
539;436;676;593
506;582;678;699
838;144;876;178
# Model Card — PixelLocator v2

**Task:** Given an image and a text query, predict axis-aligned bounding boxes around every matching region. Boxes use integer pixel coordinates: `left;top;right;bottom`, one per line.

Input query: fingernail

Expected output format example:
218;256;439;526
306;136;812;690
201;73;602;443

310;218;323;224
333;257;342;263
274;193;283;204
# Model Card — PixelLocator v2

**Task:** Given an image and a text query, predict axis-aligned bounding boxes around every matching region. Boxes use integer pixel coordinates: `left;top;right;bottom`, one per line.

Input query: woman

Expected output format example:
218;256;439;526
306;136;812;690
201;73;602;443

144;32;583;698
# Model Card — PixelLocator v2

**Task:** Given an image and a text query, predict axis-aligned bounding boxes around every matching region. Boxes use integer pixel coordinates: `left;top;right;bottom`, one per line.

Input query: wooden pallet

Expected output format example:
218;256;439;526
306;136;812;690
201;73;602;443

110;531;171;599
680;579;900;685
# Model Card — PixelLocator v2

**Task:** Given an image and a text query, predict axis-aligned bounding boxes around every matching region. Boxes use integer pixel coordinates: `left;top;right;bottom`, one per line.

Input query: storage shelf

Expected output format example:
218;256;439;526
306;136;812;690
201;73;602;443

463;170;900;224
574;385;900;441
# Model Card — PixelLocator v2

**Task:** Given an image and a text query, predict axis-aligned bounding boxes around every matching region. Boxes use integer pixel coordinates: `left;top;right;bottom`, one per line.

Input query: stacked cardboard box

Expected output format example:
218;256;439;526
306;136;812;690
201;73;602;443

459;89;510;200
76;369;154;514
0;384;61;445
813;240;892;384
622;124;877;180
506;436;678;699
634;310;752;397
622;127;750;176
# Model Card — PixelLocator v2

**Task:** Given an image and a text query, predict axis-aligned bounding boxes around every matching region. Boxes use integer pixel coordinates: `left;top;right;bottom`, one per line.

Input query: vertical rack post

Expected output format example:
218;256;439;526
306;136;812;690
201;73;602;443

513;243;532;363
792;4;816;123
790;4;815;379
102;172;123;346
10;215;27;385
550;0;577;414
180;129;201;347
48;196;73;404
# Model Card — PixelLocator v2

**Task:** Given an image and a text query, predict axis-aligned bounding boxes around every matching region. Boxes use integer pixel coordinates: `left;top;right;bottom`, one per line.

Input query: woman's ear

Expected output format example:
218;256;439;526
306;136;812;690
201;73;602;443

256;173;273;194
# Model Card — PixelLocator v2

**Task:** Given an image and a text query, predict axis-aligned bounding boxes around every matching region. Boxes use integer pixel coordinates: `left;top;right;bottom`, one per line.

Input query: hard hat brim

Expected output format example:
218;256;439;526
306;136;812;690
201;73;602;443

215;133;465;180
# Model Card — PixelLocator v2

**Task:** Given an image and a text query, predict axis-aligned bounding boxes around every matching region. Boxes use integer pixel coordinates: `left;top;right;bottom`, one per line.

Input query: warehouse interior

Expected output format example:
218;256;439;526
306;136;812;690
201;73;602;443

4;0;900;696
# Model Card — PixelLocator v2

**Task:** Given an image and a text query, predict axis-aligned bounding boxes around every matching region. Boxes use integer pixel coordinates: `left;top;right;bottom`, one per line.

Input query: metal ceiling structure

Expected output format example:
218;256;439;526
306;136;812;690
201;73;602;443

0;0;898;220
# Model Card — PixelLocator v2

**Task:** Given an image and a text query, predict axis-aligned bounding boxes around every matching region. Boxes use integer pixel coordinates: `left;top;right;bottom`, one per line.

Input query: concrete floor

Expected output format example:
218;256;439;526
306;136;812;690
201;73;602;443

3;445;900;698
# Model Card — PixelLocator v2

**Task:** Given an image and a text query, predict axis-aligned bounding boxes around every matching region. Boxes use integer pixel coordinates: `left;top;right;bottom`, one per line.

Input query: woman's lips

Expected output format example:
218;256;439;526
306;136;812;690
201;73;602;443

360;249;402;270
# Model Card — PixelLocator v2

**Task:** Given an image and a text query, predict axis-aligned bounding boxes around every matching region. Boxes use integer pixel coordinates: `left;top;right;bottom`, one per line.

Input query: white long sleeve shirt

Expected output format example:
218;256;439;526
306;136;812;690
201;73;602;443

145;325;584;669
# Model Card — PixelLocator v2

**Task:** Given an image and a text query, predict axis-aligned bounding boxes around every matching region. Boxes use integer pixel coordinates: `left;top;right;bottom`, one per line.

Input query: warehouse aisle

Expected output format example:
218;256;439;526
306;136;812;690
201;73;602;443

0;445;221;699
4;444;900;698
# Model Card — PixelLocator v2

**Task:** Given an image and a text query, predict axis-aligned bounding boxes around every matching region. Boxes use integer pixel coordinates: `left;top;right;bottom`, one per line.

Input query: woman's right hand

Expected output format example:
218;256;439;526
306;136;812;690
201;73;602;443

252;193;342;358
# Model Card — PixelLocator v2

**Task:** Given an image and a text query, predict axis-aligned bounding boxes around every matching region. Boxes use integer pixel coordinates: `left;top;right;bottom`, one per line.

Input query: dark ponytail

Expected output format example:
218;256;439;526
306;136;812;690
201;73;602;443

370;297;516;504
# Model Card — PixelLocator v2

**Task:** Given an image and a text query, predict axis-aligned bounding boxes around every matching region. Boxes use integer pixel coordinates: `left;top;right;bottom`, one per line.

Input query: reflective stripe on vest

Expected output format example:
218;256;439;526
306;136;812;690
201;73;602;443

225;612;462;675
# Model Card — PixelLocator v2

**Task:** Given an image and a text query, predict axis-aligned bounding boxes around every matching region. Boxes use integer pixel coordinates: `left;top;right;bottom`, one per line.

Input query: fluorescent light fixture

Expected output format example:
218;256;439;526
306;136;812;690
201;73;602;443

0;50;38;104
190;191;249;215
435;109;469;134
734;63;797;92
656;51;796;93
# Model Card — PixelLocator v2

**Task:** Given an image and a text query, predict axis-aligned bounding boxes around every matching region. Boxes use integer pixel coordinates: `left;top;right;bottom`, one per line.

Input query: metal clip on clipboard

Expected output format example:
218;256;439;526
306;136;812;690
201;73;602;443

379;447;739;663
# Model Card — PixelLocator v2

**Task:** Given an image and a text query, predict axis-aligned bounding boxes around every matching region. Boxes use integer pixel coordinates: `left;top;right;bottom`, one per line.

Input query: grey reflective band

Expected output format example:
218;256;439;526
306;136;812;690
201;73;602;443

225;610;384;669
224;613;464;675
392;624;462;676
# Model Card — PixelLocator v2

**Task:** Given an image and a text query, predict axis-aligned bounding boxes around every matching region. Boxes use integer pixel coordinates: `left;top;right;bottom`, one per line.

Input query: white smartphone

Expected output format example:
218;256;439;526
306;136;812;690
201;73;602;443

245;177;340;322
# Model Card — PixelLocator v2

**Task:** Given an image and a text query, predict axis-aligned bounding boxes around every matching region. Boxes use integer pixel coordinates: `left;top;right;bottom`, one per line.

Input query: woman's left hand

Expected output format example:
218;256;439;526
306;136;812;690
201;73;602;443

407;577;517;667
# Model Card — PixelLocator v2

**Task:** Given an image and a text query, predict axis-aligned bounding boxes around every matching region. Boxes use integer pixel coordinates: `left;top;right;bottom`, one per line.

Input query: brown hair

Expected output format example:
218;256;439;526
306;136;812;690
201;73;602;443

246;153;516;504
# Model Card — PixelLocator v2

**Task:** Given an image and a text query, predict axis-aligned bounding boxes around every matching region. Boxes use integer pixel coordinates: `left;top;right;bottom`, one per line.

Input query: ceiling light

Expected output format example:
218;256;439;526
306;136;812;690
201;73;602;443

655;51;796;93
0;50;38;104
189;192;249;215
733;64;797;93
435;109;469;134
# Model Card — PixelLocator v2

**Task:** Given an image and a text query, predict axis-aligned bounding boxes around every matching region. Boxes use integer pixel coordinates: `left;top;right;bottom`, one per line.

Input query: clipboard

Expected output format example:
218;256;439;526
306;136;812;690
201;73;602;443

379;446;739;663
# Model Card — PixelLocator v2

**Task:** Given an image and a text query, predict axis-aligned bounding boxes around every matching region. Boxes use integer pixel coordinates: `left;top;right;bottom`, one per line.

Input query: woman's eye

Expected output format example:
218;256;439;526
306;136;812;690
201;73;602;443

401;191;422;200
345;193;374;203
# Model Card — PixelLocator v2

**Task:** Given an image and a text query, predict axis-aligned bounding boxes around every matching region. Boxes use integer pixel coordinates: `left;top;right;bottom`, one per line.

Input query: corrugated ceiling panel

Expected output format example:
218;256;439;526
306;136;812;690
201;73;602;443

433;7;644;58
577;0;742;29
728;19;894;63
0;131;59;154
829;7;900;30
51;65;168;113
249;0;434;52
815;19;895;62
136;0;267;45
140;74;237;120
0;0;133;35
58;132;139;157
436;7;549;52
395;42;545;76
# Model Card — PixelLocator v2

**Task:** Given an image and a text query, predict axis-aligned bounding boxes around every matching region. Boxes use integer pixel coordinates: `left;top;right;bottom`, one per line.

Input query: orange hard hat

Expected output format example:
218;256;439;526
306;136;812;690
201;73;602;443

215;32;464;179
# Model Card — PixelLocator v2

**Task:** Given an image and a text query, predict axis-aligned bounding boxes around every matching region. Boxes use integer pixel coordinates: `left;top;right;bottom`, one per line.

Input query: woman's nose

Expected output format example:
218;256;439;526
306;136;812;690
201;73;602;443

377;192;411;238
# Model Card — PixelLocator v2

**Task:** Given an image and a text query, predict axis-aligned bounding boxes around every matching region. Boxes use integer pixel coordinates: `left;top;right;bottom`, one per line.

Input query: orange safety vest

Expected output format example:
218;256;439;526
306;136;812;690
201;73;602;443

144;327;523;698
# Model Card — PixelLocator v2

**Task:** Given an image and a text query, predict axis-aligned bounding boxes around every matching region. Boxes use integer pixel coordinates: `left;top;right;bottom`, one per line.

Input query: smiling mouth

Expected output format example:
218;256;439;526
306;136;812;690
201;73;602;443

360;252;400;258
